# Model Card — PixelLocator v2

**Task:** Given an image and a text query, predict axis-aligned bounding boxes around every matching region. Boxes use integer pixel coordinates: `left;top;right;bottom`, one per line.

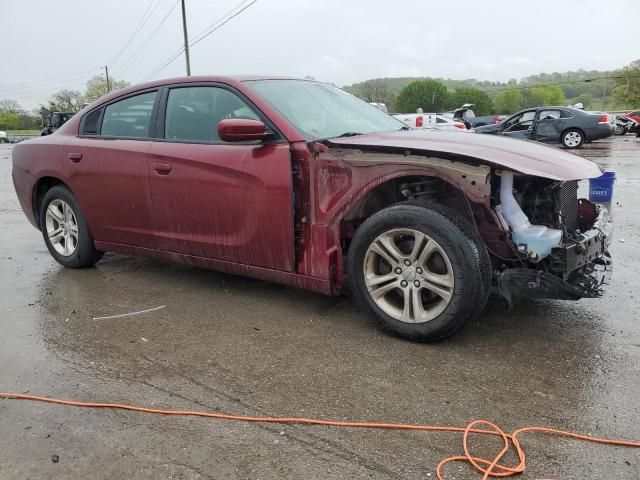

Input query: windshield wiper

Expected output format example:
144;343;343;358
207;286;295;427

335;131;363;138
399;125;410;130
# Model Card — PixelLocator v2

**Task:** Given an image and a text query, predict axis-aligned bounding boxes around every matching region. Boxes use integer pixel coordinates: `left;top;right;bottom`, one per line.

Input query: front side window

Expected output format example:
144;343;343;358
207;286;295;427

101;91;157;138
164;86;260;142
504;112;524;129
247;80;405;141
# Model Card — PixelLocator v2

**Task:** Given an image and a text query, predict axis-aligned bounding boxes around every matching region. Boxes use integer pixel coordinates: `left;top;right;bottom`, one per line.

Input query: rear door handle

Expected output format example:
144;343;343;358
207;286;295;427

152;162;172;174
68;152;82;163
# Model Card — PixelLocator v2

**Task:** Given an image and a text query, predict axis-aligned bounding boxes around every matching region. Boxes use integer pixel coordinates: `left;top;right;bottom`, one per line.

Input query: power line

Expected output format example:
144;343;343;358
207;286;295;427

0;74;100;96
190;0;257;48
140;48;185;82
479;74;640;93
139;0;258;82
112;0;180;78
0;67;102;92
108;0;164;69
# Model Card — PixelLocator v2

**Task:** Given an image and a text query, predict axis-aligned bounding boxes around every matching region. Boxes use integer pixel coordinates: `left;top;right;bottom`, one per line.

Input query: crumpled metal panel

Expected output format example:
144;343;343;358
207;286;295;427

327;129;603;181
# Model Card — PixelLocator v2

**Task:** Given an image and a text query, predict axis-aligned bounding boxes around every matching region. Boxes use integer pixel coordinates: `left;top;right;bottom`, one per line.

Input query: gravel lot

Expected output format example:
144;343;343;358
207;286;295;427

1;135;640;479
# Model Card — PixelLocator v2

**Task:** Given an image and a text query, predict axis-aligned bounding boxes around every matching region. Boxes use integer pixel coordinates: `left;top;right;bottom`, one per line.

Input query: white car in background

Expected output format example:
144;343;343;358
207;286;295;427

0;131;7;143
393;113;469;132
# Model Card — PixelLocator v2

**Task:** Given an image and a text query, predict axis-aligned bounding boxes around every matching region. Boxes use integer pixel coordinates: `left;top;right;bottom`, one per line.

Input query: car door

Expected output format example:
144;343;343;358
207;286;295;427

500;110;537;140
147;84;294;271
532;109;566;143
63;90;159;248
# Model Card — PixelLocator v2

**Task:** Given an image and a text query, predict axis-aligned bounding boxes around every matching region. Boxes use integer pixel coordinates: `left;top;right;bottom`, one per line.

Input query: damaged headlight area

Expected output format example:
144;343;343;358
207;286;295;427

493;170;612;305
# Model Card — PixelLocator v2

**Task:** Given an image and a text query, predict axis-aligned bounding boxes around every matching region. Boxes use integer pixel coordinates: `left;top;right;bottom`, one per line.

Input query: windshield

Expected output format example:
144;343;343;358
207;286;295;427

246;80;405;141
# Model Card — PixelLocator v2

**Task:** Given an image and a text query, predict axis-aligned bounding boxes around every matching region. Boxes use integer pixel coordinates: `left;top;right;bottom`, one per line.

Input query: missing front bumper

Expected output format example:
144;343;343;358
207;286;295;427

498;252;612;305
497;203;613;305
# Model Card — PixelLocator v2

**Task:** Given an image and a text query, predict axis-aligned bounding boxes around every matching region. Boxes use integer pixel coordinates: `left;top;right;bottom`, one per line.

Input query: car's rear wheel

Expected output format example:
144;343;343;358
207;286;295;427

348;202;490;342
561;129;584;149
40;185;103;268
614;124;626;135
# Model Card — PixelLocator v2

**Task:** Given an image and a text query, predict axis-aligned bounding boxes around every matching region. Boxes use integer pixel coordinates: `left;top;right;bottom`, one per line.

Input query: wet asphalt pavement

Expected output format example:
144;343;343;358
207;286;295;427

1;135;640;479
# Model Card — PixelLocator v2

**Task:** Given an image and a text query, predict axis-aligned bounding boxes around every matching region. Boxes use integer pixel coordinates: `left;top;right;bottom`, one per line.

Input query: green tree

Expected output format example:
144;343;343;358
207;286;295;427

84;75;130;102
568;93;593;109
446;87;493;115
346;79;397;112
612;59;640;109
395;79;448;113
493;89;525;114
523;85;565;107
0;111;21;129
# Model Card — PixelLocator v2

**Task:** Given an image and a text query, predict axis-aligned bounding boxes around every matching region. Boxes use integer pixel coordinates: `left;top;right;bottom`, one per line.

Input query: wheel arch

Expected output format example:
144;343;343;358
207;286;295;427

561;126;586;141
32;176;71;230
337;172;486;254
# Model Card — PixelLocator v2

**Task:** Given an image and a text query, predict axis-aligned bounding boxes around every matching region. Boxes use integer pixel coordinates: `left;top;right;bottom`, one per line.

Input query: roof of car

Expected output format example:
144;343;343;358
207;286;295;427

80;75;312;112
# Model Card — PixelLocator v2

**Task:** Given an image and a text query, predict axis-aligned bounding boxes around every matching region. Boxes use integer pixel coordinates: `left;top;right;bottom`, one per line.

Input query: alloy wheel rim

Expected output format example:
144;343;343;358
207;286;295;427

45;199;79;257
564;131;581;147
363;228;454;323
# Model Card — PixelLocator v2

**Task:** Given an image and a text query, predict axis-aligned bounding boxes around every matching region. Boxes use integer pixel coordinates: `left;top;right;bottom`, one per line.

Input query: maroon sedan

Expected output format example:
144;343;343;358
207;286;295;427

12;76;612;341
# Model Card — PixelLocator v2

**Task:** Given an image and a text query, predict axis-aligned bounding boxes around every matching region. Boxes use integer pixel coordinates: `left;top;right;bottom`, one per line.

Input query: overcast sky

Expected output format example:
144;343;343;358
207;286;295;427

2;0;639;110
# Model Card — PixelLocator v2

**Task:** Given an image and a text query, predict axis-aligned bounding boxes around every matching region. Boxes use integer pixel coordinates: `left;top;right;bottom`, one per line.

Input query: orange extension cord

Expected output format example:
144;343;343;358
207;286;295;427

2;392;639;479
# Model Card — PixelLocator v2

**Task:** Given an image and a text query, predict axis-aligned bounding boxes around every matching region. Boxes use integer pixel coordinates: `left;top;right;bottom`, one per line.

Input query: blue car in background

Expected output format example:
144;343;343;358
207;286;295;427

474;106;615;149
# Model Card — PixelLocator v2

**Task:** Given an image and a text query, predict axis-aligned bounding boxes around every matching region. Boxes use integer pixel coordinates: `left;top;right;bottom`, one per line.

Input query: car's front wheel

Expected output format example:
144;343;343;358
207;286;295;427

40;185;103;268
348;202;490;342
561;129;584;149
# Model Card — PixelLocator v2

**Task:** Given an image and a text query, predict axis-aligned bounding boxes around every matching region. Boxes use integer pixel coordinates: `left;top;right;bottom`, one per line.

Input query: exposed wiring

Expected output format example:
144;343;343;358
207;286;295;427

1;392;639;480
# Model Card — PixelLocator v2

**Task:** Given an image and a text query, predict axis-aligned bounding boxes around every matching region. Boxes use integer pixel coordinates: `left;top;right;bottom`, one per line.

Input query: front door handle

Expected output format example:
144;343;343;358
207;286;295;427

68;152;82;163
152;162;172;174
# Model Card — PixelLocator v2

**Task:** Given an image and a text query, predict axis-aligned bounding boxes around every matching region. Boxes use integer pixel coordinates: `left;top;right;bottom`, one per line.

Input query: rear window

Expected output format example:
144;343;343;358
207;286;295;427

101;91;157;138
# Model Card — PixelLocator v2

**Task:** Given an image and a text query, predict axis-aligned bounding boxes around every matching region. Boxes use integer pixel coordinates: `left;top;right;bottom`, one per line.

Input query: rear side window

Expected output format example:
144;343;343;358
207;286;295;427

560;110;575;119
81;109;102;135
539;110;561;120
164;86;260;142
101;91;157;138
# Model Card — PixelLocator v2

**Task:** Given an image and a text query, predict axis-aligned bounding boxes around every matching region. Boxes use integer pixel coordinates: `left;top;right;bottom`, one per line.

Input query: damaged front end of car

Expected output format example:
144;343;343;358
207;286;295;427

494;171;612;306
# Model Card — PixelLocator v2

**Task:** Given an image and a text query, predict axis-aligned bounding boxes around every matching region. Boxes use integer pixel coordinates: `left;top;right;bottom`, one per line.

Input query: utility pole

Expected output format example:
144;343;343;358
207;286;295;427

601;72;607;110
180;0;191;76
104;65;111;93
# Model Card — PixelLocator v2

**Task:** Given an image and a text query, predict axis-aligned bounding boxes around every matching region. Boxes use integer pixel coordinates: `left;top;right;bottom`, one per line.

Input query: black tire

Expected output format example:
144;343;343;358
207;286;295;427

561;128;584;149
348;202;491;342
39;185;103;268
614;124;626;135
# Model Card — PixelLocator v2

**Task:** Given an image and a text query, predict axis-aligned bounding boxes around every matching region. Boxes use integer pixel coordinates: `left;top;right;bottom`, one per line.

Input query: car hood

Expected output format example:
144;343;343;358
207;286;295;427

326;130;602;181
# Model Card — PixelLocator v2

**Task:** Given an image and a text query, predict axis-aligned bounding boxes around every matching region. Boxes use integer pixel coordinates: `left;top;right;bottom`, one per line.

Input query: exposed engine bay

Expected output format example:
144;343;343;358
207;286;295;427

495;171;612;304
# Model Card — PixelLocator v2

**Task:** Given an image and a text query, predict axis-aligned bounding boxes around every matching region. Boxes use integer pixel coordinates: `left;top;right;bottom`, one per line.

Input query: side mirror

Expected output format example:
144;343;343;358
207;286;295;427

218;118;268;142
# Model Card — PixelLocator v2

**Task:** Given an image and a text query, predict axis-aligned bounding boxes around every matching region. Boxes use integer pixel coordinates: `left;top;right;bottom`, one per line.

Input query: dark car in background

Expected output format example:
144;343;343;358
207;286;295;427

474;106;614;149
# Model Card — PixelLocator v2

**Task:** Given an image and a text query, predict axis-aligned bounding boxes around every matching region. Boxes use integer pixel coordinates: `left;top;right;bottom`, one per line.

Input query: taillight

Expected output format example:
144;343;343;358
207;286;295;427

598;115;608;124
416;116;423;127
454;123;465;129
